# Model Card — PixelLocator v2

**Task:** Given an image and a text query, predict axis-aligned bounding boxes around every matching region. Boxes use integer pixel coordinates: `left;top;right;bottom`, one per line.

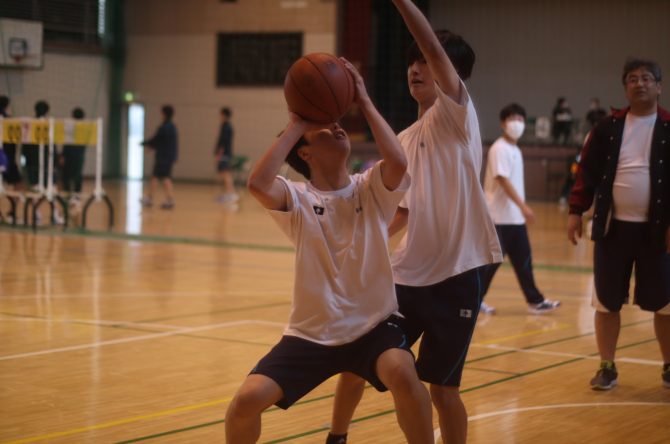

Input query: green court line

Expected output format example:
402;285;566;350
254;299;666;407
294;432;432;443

114;321;654;444
464;367;521;376
0;225;295;253
0;226;593;273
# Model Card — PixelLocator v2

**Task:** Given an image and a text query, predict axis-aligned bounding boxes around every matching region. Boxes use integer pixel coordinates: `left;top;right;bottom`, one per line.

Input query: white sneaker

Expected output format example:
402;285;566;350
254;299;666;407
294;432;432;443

218;193;240;204
528;299;561;314
480;301;496;315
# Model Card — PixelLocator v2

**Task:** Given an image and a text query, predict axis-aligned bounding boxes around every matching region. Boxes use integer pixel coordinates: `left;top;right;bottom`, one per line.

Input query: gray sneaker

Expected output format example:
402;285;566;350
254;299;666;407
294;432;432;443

590;363;618;390
528;299;561;314
160;200;175;210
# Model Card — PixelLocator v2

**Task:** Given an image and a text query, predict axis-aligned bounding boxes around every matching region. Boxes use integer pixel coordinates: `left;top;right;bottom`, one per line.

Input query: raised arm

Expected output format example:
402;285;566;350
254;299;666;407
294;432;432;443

392;0;461;101
247;116;307;211
341;58;407;190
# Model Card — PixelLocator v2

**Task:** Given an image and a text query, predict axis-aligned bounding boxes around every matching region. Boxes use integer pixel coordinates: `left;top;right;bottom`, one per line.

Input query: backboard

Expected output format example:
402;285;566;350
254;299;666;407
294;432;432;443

0;18;43;69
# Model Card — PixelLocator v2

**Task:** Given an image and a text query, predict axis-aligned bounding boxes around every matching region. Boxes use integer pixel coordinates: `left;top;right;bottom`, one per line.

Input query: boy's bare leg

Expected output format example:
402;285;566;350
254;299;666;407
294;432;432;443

376;349;433;444
655;312;670;363
162;178;174;202
330;373;366;435
430;385;466;444
149;176;159;200
222;170;236;195
225;374;283;444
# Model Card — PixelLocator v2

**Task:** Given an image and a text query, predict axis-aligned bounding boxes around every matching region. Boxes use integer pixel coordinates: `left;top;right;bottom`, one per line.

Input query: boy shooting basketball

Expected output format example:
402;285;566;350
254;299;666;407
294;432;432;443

328;1;502;443
224;59;433;443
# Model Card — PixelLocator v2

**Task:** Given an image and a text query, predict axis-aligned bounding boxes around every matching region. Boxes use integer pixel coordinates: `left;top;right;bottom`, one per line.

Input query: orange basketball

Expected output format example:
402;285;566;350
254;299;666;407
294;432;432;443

284;53;354;124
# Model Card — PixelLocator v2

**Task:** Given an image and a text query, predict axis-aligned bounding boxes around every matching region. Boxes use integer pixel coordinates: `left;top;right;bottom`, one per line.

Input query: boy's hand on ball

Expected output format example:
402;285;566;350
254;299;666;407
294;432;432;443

340;57;370;104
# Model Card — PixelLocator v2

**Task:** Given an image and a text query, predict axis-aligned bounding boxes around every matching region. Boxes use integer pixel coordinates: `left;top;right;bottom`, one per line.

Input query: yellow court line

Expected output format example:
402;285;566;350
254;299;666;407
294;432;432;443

4;397;232;444
474;322;571;346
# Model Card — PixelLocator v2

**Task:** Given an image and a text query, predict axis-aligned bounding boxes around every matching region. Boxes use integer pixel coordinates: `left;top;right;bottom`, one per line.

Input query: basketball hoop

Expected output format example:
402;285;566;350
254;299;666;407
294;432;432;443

8;37;28;65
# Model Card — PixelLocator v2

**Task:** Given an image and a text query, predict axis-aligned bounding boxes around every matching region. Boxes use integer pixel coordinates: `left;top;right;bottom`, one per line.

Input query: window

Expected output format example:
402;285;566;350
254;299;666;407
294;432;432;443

216;33;302;86
0;0;103;49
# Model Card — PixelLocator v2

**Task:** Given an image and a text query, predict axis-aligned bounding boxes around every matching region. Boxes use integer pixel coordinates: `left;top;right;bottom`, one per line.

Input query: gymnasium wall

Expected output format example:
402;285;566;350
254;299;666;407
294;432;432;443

1;52;110;177
430;0;670;142
123;0;337;181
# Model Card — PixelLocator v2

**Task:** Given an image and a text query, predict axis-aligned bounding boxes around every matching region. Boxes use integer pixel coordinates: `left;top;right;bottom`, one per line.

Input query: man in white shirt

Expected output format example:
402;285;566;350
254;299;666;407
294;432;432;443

568;58;670;391
481;103;561;314
225;58;433;444
327;2;502;443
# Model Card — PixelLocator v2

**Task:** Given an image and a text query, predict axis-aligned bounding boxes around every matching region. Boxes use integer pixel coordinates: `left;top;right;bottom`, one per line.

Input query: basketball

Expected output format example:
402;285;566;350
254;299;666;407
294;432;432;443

284;53;354;124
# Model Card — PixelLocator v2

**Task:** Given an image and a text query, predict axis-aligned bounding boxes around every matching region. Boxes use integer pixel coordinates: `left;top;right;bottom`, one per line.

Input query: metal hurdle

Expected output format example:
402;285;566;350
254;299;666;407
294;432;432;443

0;116;113;231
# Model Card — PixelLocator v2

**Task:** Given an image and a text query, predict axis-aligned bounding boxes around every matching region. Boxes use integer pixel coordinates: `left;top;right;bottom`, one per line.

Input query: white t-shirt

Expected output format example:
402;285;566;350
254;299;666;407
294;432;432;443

269;162;410;345
391;82;502;286
612;112;656;222
484;137;526;225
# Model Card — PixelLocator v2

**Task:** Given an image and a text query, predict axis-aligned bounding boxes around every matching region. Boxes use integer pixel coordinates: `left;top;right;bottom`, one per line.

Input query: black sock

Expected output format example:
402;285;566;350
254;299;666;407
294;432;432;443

326;433;347;444
663;363;670;372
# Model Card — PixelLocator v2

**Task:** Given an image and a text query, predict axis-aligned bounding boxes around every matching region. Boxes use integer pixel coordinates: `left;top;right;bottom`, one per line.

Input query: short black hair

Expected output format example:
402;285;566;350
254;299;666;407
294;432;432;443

500;103;526;121
407;30;475;80
222;107;232;117
72;107;85;119
162;105;174;120
285;135;311;180
622;57;662;84
35;100;49;117
0;95;9;114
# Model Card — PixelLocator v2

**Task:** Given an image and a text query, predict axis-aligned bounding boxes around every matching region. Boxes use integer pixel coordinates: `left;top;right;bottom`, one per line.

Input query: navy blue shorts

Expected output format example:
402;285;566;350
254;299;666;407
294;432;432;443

153;160;174;178
217;158;231;172
594;219;670;312
249;315;411;409
396;266;484;387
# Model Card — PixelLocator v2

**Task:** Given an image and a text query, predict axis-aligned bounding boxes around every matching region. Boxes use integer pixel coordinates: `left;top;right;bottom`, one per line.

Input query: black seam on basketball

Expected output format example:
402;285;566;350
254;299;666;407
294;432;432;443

305;56;340;120
288;72;330;122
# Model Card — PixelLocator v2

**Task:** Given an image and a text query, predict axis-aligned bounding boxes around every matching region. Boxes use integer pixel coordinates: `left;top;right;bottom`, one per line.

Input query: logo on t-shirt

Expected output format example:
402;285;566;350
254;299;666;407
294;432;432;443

459;309;473;318
313;205;325;215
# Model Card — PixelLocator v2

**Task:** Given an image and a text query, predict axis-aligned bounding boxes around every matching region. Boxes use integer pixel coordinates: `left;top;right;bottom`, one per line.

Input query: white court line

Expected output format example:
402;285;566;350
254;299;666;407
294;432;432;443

472;343;663;366
0;317;184;330
433;402;670;442
0;319;285;362
1;289;291;300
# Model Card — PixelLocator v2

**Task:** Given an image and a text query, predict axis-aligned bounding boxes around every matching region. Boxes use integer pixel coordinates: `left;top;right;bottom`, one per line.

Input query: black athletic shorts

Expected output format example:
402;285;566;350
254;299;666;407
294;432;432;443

217;158;231;172
153;160;174;178
396;266;484;387
249;314;411;409
594;219;670;312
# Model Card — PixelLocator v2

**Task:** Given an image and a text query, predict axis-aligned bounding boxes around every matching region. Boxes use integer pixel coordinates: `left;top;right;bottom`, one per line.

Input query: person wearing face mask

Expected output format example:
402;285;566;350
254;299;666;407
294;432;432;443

480;103;561;315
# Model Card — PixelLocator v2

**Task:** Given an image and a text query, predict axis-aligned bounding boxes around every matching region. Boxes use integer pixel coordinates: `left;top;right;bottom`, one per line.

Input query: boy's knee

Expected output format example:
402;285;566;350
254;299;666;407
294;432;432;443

228;387;267;419
382;361;420;393
430;385;461;406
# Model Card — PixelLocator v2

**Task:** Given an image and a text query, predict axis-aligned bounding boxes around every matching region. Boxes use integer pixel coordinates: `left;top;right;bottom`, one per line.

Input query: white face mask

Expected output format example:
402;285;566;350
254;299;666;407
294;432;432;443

504;120;525;140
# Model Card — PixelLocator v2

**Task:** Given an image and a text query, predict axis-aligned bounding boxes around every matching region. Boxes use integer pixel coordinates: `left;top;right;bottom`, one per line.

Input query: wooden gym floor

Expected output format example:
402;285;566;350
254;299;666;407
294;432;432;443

1;180;669;443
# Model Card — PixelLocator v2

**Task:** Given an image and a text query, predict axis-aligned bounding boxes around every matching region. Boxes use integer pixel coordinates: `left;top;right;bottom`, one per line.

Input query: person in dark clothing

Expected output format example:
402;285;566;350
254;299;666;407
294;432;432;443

140;105;178;210
215;107;238;203
61;107;87;200
552;96;573;145
22;100;51;190
585;97;608;131
0;95;23;188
